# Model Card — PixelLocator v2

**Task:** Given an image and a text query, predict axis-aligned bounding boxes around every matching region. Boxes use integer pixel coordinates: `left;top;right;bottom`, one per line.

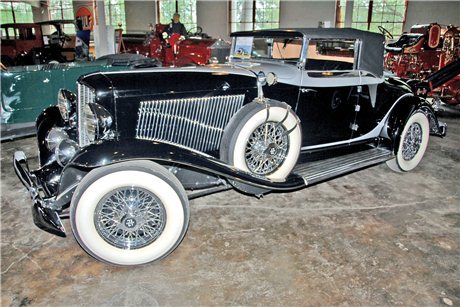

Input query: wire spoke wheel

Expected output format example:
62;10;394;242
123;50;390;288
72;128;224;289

402;122;423;161
245;121;289;175
94;186;166;250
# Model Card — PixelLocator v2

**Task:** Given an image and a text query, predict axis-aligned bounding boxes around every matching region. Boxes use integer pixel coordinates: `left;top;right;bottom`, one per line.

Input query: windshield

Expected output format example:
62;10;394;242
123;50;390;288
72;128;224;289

232;36;303;62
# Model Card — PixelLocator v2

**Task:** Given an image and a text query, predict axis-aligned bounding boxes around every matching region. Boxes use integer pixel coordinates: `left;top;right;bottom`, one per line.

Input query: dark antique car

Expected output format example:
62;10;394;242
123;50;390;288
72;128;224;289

14;28;446;266
1;20;76;67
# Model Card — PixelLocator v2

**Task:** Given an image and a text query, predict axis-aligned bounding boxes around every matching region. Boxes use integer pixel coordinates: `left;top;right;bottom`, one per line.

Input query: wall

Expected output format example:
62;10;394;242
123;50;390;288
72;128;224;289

279;0;336;28
125;1;157;33
196;1;228;39
404;1;460;31
32;0;460;37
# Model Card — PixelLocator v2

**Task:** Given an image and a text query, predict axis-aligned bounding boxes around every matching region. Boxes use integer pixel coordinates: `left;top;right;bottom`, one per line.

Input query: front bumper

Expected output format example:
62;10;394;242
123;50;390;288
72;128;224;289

13;151;66;237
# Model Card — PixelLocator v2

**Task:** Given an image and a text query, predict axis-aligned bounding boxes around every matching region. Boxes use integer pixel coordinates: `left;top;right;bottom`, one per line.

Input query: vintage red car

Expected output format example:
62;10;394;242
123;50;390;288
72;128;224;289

384;23;460;105
123;24;230;66
1;20;76;66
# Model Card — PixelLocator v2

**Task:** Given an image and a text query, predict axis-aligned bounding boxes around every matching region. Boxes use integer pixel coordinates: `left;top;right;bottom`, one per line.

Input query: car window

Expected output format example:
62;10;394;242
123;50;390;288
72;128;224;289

4;28;17;39
1;28;8;39
19;27;36;40
305;39;356;71
233;36;303;62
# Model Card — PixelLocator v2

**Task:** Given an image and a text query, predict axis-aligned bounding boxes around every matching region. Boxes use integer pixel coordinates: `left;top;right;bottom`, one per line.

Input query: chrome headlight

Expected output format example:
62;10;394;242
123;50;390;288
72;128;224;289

46;127;69;151
57;89;76;122
56;139;79;167
209;56;219;64
81;103;114;146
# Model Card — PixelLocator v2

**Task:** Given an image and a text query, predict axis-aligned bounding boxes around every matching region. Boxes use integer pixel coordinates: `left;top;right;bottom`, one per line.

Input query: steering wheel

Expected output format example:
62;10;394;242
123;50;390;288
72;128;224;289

378;26;393;40
187;26;203;36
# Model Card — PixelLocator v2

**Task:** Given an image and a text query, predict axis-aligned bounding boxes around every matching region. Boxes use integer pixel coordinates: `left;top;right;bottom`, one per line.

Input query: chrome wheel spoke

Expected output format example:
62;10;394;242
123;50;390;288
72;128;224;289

402;122;423;161
94;187;166;250
245;121;289;175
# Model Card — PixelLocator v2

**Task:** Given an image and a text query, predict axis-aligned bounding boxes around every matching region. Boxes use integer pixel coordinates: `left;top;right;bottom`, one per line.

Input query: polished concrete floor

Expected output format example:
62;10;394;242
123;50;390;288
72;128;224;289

1;109;459;306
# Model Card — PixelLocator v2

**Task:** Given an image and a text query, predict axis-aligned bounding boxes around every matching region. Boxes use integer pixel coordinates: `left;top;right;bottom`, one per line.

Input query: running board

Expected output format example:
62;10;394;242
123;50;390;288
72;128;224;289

293;147;394;186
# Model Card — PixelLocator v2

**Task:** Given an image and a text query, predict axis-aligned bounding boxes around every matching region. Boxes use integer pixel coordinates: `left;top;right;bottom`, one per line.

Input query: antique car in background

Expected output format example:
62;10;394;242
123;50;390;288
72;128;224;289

384;23;460;105
14;28;446;266
123;23;231;66
1;20;76;67
1;54;159;140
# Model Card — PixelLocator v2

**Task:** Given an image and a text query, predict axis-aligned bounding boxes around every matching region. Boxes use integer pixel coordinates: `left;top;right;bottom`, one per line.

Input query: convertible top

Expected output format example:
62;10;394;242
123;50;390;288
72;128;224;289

231;28;385;77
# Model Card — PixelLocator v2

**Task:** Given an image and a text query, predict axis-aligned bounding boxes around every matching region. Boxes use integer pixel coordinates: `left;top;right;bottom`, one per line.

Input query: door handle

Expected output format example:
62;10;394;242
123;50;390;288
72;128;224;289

300;88;317;94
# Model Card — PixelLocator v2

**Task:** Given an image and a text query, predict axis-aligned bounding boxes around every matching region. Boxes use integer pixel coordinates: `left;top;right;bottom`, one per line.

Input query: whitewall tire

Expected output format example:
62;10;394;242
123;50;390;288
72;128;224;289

220;100;301;181
387;112;430;172
70;161;189;266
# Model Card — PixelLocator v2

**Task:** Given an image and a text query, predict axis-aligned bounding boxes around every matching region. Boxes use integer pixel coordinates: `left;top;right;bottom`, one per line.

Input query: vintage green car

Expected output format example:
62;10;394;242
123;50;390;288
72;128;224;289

1;54;158;140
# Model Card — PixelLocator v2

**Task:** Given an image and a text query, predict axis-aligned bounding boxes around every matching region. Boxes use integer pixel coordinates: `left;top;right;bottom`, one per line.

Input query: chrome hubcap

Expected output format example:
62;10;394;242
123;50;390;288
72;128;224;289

402;122;423;161
245;121;289;175
94;187;166;249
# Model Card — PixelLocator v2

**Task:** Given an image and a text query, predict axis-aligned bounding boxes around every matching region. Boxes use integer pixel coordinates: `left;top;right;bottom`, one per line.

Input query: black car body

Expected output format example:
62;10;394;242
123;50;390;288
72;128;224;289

14;28;446;266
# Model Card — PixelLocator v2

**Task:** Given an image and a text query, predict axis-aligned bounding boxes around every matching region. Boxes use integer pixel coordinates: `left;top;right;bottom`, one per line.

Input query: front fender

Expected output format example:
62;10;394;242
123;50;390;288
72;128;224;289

68;139;305;191
36;106;65;166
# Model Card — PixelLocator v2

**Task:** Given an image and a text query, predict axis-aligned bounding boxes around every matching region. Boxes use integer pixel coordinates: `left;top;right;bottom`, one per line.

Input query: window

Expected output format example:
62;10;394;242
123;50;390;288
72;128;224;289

105;0;127;32
230;0;280;33
157;0;197;30
306;39;356;71
48;0;74;20
0;1;33;24
48;0;75;34
335;0;407;37
232;36;302;63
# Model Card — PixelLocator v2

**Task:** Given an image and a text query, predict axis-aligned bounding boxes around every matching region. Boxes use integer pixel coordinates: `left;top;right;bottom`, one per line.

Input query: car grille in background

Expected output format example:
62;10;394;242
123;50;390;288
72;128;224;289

77;83;96;147
136;95;245;152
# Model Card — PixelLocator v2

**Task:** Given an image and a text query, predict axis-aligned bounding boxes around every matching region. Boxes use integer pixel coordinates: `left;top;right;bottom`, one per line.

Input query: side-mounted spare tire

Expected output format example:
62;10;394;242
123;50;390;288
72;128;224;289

220;99;302;181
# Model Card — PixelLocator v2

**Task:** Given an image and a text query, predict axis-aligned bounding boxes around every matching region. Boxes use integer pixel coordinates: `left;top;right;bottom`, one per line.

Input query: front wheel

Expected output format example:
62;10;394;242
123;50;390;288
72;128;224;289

70;161;190;266
387;112;430;172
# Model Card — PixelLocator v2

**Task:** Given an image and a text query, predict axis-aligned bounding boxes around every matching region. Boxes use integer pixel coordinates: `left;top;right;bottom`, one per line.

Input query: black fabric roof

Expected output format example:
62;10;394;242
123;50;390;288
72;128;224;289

231;28;385;77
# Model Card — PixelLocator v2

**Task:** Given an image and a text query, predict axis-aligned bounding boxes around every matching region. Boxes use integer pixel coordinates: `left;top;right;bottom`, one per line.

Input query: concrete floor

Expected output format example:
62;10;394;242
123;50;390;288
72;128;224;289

1;109;459;306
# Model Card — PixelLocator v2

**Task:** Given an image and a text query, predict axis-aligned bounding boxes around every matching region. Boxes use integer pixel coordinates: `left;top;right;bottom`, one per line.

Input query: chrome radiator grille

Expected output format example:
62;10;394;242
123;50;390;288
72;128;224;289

77;83;96;147
136;95;244;152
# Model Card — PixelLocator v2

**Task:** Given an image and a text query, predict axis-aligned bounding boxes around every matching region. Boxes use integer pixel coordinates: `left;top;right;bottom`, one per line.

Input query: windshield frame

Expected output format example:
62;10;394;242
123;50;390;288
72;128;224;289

230;35;307;65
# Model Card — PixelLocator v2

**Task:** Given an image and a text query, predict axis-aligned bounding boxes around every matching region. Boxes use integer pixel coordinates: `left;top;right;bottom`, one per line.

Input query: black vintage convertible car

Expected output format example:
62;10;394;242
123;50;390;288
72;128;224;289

14;28;446;266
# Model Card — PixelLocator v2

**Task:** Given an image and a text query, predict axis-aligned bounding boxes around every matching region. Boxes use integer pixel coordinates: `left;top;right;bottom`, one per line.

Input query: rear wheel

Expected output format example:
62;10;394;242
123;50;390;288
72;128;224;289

387;112;430;172
70;161;189;266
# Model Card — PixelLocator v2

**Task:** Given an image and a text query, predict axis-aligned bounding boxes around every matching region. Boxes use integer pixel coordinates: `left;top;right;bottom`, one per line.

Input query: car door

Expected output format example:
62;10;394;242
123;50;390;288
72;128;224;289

295;38;360;147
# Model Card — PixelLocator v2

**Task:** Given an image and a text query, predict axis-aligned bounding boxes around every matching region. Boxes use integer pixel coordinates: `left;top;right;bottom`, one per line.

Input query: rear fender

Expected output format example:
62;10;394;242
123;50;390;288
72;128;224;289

385;96;445;154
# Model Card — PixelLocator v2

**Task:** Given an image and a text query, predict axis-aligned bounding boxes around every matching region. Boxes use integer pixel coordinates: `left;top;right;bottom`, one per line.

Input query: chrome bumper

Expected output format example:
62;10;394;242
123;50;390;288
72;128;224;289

13;151;66;237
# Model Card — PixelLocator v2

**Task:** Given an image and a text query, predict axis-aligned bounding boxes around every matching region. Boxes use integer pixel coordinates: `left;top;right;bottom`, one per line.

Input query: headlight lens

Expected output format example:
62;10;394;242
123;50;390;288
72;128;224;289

209;56;219;64
57;89;76;122
56;139;79;167
45;127;69;151
80;103;113;147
